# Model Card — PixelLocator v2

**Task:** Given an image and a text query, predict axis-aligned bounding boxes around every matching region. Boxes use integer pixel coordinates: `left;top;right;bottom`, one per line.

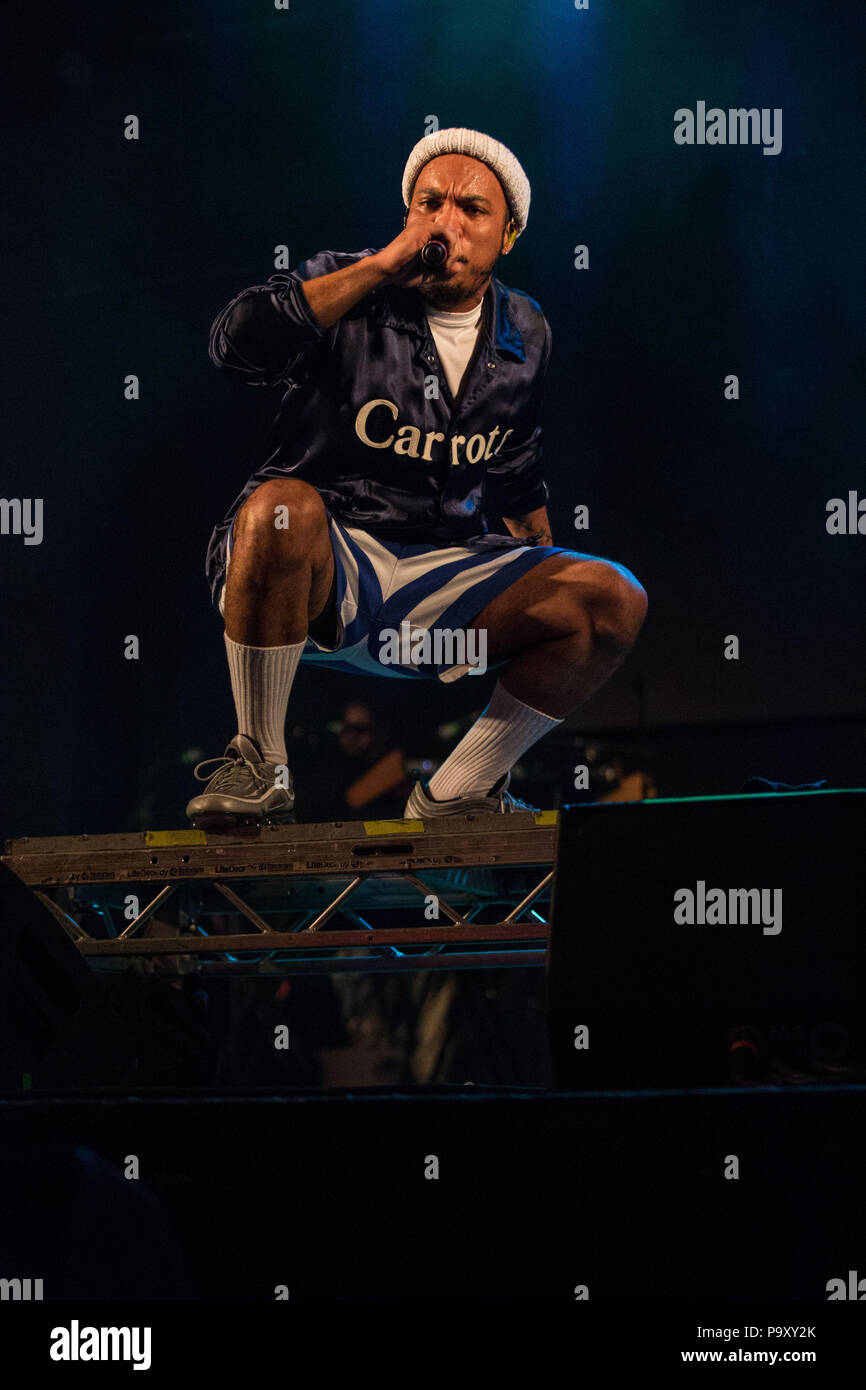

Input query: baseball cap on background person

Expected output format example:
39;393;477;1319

401;127;531;244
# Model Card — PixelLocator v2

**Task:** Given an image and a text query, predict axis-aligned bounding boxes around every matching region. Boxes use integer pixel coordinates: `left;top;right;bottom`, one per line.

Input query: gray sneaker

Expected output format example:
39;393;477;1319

403;770;537;819
186;733;294;829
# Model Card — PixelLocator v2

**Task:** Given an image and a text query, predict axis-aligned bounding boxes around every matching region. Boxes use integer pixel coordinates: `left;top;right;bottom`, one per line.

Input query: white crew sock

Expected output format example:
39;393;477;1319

428;680;563;801
224;634;306;765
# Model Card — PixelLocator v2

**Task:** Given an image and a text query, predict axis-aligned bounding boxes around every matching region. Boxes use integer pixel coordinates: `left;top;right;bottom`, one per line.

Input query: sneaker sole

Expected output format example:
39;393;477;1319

189;807;296;832
405;797;511;818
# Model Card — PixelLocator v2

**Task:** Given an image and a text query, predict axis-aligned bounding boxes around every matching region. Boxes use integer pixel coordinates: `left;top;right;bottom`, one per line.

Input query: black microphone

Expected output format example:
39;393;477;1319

420;239;448;267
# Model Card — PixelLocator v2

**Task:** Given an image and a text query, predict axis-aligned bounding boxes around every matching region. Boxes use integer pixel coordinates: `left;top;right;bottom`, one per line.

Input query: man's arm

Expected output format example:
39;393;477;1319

300;223;434;327
503;506;554;547
299;256;388;329
209;226;436;383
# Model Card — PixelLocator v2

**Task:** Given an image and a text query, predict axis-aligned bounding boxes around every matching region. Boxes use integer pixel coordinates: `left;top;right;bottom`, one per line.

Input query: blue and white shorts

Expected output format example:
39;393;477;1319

218;515;566;682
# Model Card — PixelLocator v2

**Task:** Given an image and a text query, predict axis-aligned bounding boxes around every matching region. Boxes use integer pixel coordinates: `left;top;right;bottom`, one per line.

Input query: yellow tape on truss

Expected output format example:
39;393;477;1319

145;830;208;847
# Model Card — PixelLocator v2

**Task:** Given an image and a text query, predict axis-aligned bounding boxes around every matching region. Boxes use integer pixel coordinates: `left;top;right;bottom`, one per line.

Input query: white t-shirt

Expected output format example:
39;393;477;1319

423;300;485;401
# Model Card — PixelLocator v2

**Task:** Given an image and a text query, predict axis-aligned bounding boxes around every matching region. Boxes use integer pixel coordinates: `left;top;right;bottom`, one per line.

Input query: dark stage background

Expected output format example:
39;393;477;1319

1;0;863;838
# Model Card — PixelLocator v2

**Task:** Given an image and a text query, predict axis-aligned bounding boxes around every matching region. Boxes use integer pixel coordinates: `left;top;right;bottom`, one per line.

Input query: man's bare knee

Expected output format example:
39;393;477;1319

582;559;648;649
234;479;329;555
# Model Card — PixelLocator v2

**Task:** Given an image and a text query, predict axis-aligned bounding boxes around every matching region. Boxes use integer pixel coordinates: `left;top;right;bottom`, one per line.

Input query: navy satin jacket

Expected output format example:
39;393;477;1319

205;247;552;607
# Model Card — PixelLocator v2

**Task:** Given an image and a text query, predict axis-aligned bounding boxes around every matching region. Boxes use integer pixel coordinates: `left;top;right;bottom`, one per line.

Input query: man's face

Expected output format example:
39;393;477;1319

406;154;513;309
338;703;375;757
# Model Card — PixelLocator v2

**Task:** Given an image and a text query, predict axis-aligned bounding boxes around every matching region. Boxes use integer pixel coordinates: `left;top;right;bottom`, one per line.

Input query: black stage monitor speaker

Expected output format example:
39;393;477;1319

0;862;91;1088
546;789;865;1089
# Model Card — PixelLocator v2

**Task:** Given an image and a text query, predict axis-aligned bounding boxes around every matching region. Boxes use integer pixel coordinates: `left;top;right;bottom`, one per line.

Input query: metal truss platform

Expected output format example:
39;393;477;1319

2;812;560;976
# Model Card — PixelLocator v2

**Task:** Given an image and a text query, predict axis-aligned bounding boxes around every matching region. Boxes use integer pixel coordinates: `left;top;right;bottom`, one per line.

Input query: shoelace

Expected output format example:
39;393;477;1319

415;773;537;813
497;787;537;812
489;771;536;813
193;751;274;792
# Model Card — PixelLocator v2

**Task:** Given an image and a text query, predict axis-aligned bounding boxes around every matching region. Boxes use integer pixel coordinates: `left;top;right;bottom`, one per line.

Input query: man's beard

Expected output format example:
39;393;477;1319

420;254;498;308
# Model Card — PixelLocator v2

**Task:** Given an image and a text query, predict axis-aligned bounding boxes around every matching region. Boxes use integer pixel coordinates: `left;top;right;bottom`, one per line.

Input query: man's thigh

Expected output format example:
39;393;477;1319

376;539;565;676
466;551;612;661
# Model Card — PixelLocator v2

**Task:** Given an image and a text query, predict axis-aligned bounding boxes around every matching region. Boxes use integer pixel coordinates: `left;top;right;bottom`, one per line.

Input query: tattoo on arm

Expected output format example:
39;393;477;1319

504;510;554;547
510;520;553;546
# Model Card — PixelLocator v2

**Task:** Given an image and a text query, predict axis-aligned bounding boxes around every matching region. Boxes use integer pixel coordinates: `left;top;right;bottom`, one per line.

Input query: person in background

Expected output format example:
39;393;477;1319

321;700;411;821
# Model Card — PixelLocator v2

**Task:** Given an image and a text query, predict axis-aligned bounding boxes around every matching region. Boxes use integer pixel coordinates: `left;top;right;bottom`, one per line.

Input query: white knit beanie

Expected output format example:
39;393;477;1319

401;127;531;236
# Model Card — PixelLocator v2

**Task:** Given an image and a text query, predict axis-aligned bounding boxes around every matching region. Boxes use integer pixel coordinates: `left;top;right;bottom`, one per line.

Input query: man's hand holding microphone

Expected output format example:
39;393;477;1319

300;227;450;330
